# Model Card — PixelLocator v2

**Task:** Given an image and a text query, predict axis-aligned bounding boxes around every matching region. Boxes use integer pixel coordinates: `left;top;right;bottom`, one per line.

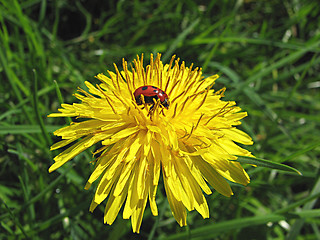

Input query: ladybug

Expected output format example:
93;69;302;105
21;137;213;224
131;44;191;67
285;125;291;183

133;85;169;109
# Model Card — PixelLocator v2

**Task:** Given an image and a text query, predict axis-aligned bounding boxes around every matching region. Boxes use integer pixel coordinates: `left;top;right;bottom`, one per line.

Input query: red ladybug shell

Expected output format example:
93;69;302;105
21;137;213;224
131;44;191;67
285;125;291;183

133;85;169;109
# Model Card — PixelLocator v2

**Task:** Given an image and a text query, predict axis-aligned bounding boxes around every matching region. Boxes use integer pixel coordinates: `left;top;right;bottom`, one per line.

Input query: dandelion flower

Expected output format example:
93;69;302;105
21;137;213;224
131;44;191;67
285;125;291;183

49;53;254;233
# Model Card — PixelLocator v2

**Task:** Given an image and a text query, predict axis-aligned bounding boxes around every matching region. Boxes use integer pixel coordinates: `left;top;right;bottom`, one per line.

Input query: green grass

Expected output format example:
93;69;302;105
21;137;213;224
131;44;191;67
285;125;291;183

1;0;320;239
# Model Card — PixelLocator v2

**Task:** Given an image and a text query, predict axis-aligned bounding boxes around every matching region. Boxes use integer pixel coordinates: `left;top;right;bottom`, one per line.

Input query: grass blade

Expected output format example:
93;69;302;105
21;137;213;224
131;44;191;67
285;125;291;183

234;156;302;175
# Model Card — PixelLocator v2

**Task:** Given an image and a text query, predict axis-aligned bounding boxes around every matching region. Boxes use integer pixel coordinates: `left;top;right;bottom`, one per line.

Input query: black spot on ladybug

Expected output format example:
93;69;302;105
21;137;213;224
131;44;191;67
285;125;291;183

142;86;148;90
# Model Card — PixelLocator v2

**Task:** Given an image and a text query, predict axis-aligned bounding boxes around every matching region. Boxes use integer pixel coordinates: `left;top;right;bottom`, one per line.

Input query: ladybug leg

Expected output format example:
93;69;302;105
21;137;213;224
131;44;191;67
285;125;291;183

147;103;155;117
146;95;159;113
147;98;159;117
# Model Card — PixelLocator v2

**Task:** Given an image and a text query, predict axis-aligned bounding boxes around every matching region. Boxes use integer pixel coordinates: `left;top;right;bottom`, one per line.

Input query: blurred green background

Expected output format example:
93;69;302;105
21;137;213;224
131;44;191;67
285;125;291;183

1;0;319;239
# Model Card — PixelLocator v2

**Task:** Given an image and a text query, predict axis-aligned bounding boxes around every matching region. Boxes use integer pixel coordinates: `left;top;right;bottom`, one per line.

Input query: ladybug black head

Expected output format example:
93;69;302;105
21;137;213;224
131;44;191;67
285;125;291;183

162;98;169;109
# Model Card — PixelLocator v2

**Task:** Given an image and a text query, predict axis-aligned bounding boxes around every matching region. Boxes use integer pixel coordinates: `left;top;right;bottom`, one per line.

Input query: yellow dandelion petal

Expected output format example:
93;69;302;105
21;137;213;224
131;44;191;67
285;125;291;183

136;156;148;199
49;53;254;233
194;193;210;219
49;134;106;173
150;140;161;186
164;175;187;227
50;138;77;150
91;163;122;206
122;168;139;219
131;187;149;233
113;157;136;196
193;155;234;197
214;159;250;185
85;154;115;189
104;184;128;225
148;179;159;216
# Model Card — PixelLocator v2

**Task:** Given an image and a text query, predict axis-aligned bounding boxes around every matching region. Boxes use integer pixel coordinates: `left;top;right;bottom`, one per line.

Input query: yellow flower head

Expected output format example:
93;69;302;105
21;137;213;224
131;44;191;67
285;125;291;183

49;53;254;233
